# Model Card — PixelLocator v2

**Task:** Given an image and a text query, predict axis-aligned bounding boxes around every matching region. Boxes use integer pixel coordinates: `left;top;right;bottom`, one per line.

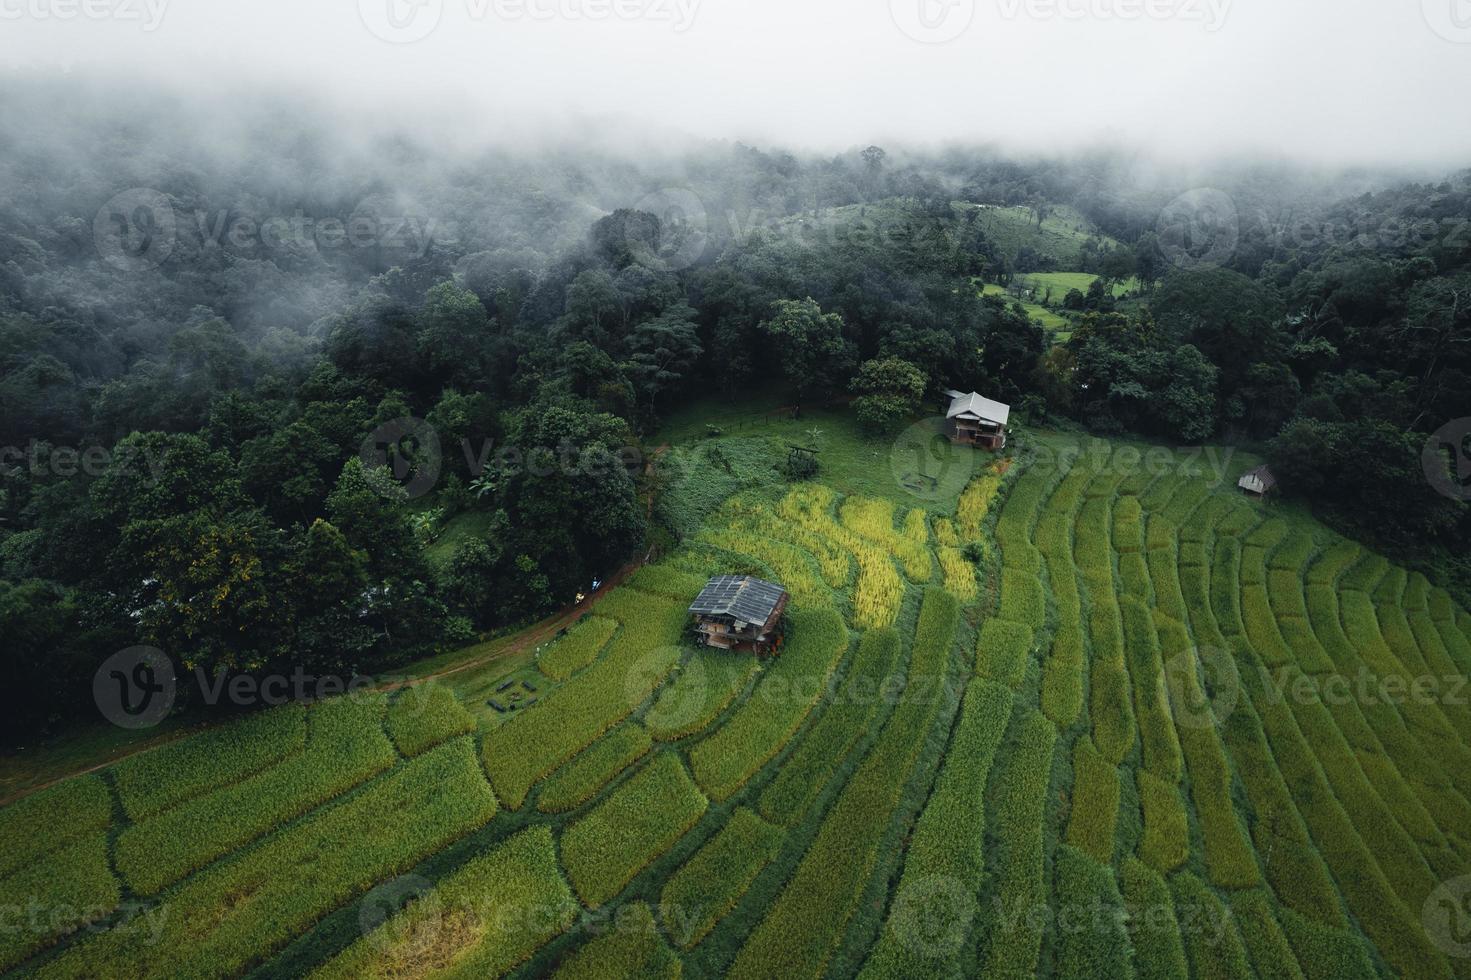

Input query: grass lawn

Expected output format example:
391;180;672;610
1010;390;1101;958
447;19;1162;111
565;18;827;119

655;396;995;516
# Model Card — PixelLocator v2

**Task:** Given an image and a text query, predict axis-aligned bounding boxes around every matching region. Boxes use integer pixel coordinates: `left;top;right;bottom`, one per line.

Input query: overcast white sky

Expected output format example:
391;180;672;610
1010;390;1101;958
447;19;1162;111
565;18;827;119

2;0;1468;165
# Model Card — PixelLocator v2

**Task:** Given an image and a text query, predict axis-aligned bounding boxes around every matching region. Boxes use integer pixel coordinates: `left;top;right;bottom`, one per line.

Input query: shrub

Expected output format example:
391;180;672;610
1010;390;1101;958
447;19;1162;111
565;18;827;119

645;653;757;743
759;628;900;825
551;903;681;980
561;752;709;908
860;679;1012;979
661;808;784;949
386;681;475;757
537;725;654;814
313;826;575;979
1119;857;1189;980
727;589;959;980
111;702;308;821
483;591;687;809
0;775;112;878
977;618;1032;689
116;693;396;895
689;608;849;801
1065;737;1120;863
0;834;119;970
41;739;497;978
1135;769;1188;872
1230;890;1307;980
1053;846;1132;979
979;709;1056;978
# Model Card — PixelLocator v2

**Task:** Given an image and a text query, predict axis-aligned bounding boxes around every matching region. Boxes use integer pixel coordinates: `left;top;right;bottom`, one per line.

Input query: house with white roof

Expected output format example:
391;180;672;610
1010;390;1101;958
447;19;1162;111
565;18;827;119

942;389;1011;450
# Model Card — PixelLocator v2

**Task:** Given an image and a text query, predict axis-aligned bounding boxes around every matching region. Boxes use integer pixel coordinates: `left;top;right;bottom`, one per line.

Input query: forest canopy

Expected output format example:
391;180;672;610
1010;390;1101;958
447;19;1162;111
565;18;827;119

1;85;1468;738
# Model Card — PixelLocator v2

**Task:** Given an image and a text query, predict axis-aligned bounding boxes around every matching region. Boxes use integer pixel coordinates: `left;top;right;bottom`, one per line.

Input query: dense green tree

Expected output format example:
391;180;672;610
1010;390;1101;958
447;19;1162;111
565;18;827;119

850;356;926;431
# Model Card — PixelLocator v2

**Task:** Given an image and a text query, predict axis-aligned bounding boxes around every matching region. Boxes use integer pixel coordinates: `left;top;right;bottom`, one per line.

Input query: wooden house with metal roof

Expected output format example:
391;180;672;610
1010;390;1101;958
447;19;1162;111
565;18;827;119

688;575;789;656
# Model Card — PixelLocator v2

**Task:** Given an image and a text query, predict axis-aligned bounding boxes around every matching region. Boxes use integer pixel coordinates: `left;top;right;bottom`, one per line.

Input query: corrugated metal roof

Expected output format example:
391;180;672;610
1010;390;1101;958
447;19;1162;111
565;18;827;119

1240;464;1277;490
688;575;787;624
946;392;1011;425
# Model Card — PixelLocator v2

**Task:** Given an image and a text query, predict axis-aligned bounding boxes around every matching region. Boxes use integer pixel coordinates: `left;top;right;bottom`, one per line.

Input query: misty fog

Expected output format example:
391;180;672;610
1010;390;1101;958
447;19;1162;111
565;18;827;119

1;0;1468;166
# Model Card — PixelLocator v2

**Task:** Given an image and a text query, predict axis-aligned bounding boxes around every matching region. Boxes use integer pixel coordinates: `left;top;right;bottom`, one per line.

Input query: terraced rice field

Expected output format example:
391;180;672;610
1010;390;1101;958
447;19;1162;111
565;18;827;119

4;435;1470;979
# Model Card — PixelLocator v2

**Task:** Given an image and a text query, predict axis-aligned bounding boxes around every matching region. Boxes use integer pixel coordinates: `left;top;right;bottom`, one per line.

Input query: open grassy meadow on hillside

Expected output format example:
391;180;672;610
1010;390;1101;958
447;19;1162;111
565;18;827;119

4;414;1470;979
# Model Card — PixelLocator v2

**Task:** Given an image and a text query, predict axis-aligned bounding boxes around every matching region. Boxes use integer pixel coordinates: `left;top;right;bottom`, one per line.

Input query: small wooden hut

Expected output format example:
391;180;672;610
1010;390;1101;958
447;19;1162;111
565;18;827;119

943;389;1011;450
688;575;789;656
1238;464;1278;497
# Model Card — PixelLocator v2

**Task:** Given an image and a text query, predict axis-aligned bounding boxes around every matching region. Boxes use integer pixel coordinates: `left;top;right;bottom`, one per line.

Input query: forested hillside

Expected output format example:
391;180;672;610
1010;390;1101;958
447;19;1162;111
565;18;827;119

2;85;1468;738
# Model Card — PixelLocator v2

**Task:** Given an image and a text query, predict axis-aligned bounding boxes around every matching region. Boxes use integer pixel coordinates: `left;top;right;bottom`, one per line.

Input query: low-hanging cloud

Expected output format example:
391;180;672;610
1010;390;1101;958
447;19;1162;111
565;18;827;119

0;0;1467;166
